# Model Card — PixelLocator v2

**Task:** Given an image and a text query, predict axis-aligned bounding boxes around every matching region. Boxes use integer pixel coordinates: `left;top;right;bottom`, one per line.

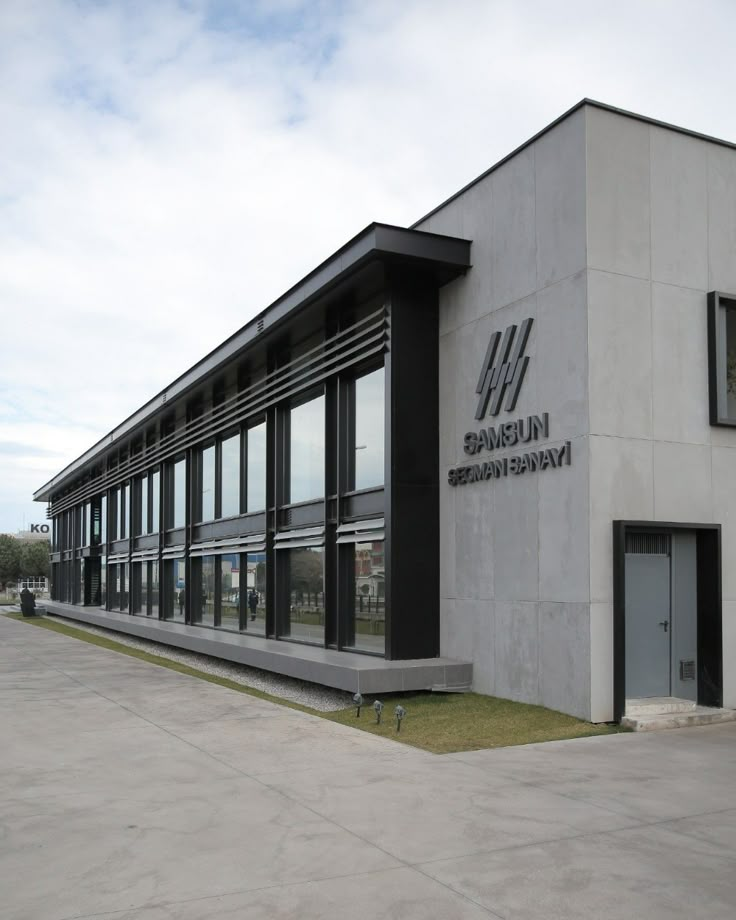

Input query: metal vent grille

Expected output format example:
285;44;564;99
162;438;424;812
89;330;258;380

680;659;696;681
257;316;265;333
625;532;671;555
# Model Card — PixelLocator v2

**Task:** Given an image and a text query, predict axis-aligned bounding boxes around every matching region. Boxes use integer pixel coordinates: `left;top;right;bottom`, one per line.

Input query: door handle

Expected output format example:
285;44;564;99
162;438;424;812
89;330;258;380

658;620;669;633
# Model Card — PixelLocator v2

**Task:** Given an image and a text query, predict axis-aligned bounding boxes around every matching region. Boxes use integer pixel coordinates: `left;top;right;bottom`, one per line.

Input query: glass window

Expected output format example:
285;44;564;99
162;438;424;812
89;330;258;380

119;484;127;539
172;458;186;528
163;557;186;621
289;396;324;503
84;503;91;546
131;562;144;614
100;495;107;545
218;553;240;630
245;553;267;635
138;475;148;535
149;561;159;617
710;294;736;425
200;445;215;522
151;470;160;533
354;368;384;491
246;420;267;512
345;541;385;654
280;546;325;645
119;563;128;611
100;557;107;607
192;555;216;626
221;434;241;518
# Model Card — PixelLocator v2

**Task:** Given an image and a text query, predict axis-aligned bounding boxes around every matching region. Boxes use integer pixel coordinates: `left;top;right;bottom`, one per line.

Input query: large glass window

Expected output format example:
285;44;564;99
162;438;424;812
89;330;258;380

149;561;159;617
83;503;91;547
135;475;148;535
192;555;216;626
119;563;128;611
246;420;267;512
172;458;186;528
131;562;144;614
244;553;267;635
221;434;241;518
354;368;384;491
151;470;160;533
289;396;324;503
100;557;107;607
280;546;325;645
109;564;119;609
100;495;107;545
345;541;385;654
218;553;240;630
118;484;128;539
200;445;215;522
163;557;186;620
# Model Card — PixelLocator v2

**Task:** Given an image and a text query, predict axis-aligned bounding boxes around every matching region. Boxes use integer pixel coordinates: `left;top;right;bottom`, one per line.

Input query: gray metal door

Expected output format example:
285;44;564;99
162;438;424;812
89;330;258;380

625;552;671;698
671;533;698;701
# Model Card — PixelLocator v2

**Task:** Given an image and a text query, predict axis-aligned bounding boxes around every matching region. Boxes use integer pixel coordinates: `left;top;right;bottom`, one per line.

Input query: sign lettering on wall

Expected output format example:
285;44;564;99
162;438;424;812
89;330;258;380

448;317;572;487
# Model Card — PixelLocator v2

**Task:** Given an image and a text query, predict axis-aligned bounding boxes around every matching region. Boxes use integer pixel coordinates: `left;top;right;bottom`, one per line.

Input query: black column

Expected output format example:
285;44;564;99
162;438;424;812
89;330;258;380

384;270;439;660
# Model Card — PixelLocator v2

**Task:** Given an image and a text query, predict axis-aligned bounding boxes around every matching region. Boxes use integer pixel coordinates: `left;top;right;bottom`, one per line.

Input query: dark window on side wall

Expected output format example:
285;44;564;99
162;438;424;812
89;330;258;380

708;291;736;426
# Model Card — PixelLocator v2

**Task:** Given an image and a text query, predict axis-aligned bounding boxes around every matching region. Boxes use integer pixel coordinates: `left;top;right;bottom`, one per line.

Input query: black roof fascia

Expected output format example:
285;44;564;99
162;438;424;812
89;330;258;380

34;222;470;503
411;98;736;229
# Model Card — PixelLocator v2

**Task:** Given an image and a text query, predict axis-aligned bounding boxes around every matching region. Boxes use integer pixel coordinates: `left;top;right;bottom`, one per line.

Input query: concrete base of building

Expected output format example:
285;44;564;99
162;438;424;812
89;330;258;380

622;697;736;731
43;602;473;695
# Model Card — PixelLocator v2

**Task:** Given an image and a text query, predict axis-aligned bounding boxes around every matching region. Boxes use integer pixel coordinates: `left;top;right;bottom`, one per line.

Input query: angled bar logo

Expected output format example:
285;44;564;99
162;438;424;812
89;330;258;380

474;317;533;419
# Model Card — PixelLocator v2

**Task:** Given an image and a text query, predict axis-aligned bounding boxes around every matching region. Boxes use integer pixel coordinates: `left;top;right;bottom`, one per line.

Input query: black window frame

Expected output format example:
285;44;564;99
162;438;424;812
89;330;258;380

708;291;736;427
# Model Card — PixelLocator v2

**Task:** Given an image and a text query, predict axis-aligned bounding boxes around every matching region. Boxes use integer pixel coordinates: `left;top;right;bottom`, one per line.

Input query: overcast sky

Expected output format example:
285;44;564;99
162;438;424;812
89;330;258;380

1;0;735;532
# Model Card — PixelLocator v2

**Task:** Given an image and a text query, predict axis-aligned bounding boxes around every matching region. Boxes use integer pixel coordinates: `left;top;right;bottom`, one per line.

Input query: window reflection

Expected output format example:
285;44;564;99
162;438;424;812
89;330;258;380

218;553;240;630
247;421;267;512
289;396;324;503
280;546;324;645
345;541;385;653
221;434;241;518
173;458;186;528
244;553;266;635
164;557;186;620
192;555;216;626
354;368;384;491
151;470;160;533
200;446;215;522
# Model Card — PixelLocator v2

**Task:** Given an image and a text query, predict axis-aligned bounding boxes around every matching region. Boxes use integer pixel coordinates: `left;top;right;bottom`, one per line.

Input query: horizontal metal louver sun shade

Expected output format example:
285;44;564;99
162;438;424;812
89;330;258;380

273;525;325;550
48;308;386;516
189;534;266;557
625;533;671;555
335;517;385;544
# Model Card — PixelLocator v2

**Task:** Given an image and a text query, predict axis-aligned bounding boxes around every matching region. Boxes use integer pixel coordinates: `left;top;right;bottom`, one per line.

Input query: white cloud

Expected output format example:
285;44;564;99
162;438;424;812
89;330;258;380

1;0;735;530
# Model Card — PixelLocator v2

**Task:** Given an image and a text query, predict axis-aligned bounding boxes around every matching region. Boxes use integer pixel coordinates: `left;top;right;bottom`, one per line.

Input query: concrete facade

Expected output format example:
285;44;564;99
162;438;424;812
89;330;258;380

418;102;736;721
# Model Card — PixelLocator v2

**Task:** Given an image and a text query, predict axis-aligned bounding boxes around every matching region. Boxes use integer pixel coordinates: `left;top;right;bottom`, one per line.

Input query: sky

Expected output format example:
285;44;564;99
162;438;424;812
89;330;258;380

1;0;735;533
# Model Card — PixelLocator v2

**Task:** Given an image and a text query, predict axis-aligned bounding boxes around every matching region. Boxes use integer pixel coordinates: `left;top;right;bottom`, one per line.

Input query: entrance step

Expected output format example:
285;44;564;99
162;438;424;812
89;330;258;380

622;697;736;731
625;697;698;717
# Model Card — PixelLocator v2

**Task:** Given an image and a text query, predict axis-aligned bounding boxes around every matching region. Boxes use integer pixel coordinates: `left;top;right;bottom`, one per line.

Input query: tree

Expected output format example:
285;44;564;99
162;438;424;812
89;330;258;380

0;535;22;590
19;540;50;579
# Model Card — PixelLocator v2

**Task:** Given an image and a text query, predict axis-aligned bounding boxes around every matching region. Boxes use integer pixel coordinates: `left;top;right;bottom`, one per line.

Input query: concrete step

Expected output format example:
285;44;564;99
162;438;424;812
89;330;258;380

625;697;697;717
622;706;736;732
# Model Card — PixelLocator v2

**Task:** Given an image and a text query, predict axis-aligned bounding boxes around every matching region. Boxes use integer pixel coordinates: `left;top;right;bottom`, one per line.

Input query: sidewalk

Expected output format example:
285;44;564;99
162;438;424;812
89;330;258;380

2;614;735;920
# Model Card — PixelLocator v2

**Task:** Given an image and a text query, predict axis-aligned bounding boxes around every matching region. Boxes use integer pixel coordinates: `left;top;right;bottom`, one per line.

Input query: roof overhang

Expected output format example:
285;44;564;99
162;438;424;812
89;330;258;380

34;222;471;503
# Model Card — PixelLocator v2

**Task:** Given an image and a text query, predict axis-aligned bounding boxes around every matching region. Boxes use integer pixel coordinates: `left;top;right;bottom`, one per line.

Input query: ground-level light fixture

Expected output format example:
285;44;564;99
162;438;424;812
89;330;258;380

395;705;406;732
373;699;384;724
353;692;363;717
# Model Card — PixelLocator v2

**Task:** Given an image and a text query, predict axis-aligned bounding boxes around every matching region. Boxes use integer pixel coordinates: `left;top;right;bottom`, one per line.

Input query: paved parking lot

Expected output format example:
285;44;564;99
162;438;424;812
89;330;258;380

2;614;736;920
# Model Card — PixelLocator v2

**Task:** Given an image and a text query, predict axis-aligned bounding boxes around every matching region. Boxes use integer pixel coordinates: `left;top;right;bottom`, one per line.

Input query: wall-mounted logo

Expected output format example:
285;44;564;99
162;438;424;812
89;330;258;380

475;317;533;419
448;315;571;487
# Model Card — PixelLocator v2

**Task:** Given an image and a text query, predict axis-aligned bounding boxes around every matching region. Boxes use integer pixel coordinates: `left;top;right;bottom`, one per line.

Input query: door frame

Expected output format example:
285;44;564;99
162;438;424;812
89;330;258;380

613;521;722;722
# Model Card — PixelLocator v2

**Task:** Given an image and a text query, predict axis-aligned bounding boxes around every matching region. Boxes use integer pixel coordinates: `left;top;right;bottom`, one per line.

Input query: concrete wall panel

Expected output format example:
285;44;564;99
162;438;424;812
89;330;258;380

650;127;708;290
588;270;652;440
586;107;650;279
708;145;736;294
652;441;713;523
494;601;539;704
491;145;537;309
539;602;591;720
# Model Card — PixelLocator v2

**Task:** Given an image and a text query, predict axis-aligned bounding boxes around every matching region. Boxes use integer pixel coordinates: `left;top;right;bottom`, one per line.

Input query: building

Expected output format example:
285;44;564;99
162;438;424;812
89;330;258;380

35;100;736;722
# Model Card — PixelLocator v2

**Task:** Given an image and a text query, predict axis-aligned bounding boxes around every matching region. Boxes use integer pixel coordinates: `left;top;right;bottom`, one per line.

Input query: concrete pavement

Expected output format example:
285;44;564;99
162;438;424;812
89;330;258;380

1;614;736;920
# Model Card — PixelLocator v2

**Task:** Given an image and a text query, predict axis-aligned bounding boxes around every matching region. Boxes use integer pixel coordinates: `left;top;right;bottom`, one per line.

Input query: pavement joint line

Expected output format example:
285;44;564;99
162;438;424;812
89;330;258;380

52;863;505;920
410;801;736;871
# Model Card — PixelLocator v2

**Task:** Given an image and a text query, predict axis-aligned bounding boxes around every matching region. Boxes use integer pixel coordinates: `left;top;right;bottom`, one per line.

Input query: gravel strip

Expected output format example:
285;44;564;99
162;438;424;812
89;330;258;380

45;615;353;712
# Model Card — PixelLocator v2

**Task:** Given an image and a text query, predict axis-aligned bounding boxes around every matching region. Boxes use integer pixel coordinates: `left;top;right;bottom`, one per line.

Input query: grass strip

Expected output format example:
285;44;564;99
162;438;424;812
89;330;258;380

4;612;625;753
